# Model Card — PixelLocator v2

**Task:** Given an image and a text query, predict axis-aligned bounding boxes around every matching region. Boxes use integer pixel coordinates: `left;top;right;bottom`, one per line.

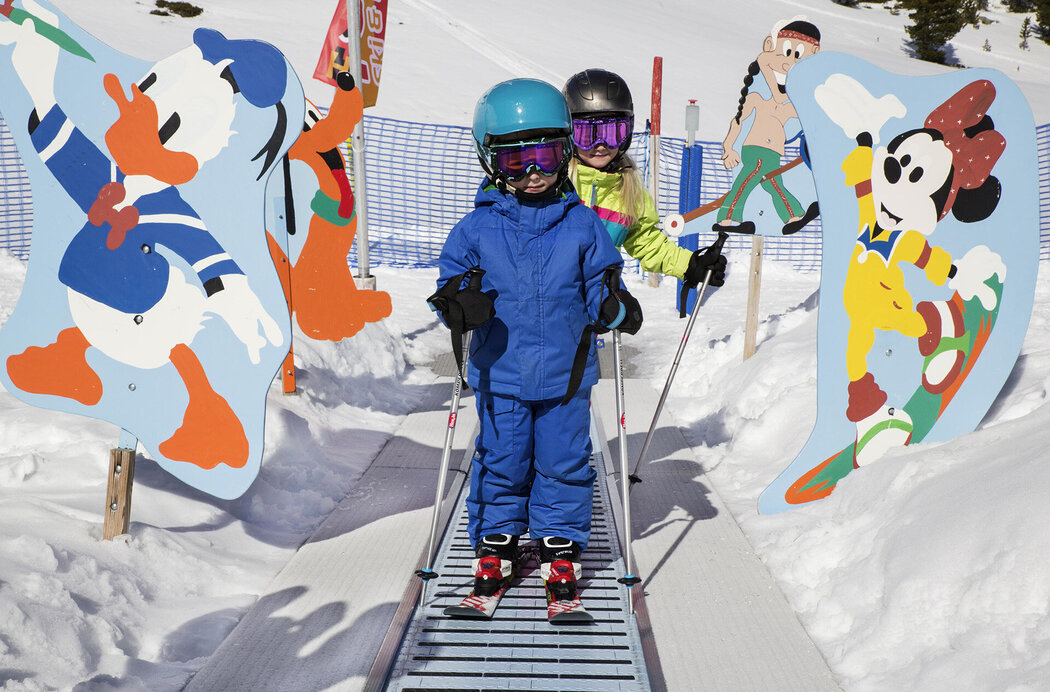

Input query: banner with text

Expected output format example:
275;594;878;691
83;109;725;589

313;0;386;107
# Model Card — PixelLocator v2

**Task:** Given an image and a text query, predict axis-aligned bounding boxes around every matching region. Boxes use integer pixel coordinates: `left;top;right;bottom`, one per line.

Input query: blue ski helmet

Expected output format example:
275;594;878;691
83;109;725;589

472;78;572;182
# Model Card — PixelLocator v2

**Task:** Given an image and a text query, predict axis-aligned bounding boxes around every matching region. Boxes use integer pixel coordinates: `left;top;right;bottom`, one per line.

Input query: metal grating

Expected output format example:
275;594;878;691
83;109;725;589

384;427;652;692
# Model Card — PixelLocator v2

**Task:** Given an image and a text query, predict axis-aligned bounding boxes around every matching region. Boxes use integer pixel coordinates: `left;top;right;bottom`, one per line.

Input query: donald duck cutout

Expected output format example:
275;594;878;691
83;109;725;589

0;0;304;499
759;54;1039;514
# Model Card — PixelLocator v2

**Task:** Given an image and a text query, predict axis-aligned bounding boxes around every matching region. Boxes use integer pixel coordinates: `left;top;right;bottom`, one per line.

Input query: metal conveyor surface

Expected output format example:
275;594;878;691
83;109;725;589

384;421;654;692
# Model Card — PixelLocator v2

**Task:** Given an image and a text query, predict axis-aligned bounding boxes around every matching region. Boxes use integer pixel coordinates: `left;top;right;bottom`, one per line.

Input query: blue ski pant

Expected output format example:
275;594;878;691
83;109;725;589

466;387;595;550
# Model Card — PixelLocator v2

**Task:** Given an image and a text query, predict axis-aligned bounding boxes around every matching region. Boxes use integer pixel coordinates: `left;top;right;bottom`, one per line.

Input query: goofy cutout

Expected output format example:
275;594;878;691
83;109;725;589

0;1;304;500
760;53;1039;514
267;71;391;342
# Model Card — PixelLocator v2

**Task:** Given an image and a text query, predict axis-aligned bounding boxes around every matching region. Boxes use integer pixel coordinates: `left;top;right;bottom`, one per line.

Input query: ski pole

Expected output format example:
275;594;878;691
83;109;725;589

629;231;728;484
612;326;641;611
416;331;471;602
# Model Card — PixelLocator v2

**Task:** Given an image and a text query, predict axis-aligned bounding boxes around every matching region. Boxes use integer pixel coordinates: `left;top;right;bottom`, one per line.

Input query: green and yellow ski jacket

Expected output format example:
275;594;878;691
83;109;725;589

571;164;691;280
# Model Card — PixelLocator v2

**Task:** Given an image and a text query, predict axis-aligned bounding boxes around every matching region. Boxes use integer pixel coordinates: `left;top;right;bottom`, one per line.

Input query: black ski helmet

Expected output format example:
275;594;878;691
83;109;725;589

563;68;635;152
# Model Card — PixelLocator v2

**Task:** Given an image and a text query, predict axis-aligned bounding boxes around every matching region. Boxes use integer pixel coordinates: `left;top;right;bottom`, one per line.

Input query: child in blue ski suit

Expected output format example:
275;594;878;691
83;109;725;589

431;78;641;611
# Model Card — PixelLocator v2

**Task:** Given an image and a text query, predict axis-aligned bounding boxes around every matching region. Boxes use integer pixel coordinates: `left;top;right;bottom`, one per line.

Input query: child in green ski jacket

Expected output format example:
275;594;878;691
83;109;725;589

563;68;727;288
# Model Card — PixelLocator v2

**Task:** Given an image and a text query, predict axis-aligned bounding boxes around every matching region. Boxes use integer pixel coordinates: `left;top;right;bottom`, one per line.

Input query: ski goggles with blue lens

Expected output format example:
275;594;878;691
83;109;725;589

491;139;569;181
571;116;633;150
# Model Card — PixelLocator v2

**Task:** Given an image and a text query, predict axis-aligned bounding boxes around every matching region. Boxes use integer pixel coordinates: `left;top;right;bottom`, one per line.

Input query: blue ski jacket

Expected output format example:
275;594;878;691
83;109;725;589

438;181;623;400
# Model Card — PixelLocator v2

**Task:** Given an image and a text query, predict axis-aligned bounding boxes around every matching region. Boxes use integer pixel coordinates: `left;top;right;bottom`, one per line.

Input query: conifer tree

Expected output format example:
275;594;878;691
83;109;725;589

1036;0;1050;43
898;0;988;63
1003;0;1035;11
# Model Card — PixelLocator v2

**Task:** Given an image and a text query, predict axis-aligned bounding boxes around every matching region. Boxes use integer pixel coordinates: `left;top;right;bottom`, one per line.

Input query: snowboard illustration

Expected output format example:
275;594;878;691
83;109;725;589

266;70;391;342
759;53;1039;514
670;16;821;238
0;0;304;499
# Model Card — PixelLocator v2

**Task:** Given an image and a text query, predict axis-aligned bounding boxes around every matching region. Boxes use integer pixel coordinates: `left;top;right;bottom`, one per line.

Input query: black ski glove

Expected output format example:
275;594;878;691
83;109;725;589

563;266;642;406
598;287;643;335
427;268;494;332
679;232;729;318
684;245;727;288
428;268;494;376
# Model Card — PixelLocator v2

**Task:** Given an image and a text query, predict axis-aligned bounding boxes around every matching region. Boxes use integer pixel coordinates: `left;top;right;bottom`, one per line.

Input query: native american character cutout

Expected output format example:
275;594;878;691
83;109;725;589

266;71;391;341
759;53;1039;514
0;0;304;499
671;17;822;238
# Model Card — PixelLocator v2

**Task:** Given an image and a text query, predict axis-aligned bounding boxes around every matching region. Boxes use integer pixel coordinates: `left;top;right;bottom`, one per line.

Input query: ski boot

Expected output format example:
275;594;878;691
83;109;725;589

444;533;518;618
539;536;592;623
473;533;518;595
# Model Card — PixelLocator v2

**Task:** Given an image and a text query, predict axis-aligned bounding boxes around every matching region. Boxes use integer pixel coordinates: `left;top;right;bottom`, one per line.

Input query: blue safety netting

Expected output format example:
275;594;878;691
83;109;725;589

0;115;32;261
1;112;1048;273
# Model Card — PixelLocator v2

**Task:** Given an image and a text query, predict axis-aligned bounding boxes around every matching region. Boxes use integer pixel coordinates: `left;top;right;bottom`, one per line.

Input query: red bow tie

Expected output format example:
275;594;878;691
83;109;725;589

88;181;140;250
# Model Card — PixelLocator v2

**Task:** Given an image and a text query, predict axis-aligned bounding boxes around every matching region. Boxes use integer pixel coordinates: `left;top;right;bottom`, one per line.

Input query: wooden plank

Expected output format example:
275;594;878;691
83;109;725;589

743;235;764;360
102;447;135;540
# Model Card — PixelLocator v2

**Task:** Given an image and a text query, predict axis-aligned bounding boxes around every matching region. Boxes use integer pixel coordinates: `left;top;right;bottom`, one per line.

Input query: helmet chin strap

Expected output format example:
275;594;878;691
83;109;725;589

487;166;568;201
513;184;560;202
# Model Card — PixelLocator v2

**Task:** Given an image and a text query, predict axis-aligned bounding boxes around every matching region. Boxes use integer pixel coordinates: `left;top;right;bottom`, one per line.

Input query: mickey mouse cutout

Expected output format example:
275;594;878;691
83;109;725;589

760;54;1039;514
0;1;303;499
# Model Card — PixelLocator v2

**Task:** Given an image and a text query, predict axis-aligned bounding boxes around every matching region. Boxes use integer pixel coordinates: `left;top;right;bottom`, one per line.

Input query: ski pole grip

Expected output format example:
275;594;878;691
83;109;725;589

604;265;622;295
465;267;486;291
602;265;626;329
606;301;627;330
700;231;729;288
709;231;729;257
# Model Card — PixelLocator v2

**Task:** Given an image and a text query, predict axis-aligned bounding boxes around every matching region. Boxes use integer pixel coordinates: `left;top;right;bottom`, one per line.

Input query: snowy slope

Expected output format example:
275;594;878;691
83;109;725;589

48;0;1050;139
1;1;1049;690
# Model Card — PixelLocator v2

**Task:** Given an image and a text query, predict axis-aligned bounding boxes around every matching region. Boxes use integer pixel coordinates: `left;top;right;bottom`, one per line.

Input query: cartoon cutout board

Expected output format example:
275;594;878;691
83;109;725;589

266;71;391;341
0;0;305;499
759;52;1039;514
669;17;822;238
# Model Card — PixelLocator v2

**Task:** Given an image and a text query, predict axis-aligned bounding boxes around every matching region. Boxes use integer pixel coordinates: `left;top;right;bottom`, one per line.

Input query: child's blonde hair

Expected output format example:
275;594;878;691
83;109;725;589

571;152;645;225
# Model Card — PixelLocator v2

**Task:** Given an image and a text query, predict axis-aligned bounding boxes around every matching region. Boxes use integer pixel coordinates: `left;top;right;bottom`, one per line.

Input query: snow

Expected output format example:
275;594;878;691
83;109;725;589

1;0;1049;690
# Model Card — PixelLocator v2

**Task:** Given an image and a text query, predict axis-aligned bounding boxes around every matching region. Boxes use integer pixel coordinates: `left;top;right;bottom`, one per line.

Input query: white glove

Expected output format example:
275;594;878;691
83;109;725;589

0;0;60;112
204;274;285;364
948;245;1007;311
814;73;905;145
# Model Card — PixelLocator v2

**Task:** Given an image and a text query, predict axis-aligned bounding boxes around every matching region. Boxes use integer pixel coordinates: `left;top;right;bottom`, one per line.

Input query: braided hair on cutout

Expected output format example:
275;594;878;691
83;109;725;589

734;61;761;125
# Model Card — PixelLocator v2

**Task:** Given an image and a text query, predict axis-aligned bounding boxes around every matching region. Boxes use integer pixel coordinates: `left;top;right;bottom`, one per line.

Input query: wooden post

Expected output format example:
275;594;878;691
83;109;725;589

647;56;663;288
743;236;764;360
103;444;136;540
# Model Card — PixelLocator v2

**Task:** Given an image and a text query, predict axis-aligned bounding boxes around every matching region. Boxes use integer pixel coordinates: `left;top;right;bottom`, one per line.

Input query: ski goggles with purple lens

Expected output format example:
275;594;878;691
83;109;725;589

491;139;568;181
571;116;633;150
